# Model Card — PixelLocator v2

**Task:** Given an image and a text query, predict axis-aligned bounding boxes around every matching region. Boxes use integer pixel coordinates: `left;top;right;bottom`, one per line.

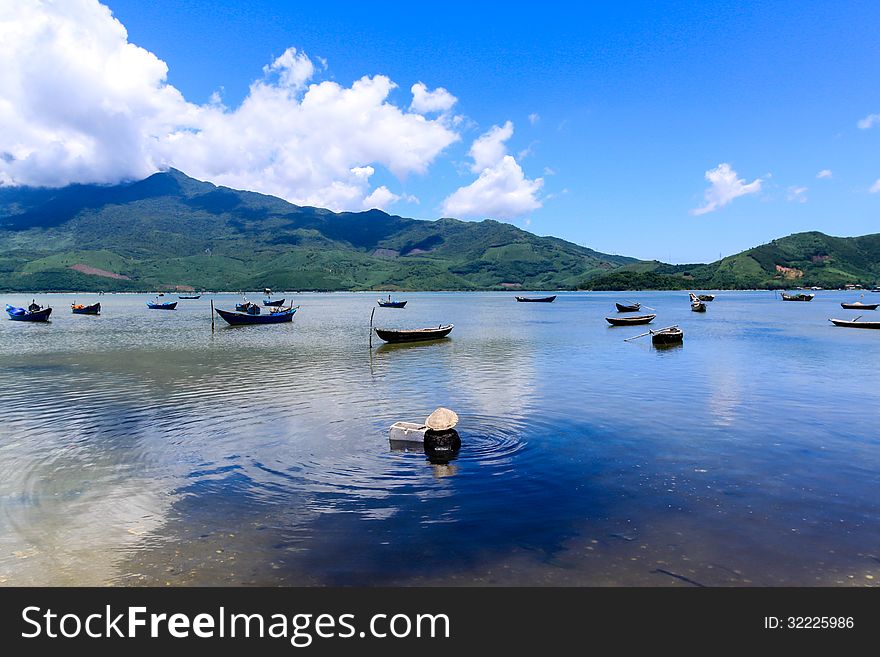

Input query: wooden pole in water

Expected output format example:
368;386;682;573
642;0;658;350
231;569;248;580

211;299;215;332
369;306;375;348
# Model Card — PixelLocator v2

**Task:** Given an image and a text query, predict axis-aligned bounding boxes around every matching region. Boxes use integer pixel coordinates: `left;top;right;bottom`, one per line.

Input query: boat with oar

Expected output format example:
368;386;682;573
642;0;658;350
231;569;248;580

178;294;201;300
841;301;879;310
605;314;656;326
829;317;880;329
6;303;52;322
697;294;715;301
689;293;706;312
624;324;683;346
378;297;407;308
781;292;814;301
263;298;286;307
616;302;640;312
71;302;101;315
216;305;299;325
147;299;177;310
374;324;454;343
515;295;557;303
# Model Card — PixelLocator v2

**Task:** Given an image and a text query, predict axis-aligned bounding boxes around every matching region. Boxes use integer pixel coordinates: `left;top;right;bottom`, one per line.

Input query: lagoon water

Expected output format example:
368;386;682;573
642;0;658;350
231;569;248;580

1;291;879;586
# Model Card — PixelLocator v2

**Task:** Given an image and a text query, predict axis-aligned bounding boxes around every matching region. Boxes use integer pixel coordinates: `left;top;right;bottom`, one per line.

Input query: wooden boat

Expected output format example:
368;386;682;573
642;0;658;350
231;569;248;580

263;298;286;307
781;293;814;301
515;295;557;303
378;299;407;308
841;301;879;310
236;301;257;312
178;295;201;300
689;293;706;312
216;306;298;325
829;318;880;329
615;302;640;312
697;294;715;301
374;324;454;343
6;304;52;322
651;326;684;345
71;302;101;315
605;314;656;326
147;300;177;310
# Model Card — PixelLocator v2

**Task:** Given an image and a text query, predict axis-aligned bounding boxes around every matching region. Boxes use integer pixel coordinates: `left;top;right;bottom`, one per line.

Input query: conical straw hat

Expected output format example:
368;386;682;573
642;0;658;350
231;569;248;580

425;407;458;431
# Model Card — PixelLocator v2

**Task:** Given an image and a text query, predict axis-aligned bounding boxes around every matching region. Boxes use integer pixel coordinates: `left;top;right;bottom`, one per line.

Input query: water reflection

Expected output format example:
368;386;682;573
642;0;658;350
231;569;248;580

0;292;879;586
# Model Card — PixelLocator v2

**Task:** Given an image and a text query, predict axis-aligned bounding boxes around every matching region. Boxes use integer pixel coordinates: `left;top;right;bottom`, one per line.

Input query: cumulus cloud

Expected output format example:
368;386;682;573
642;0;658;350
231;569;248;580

409;82;457;114
816;169;833;179
0;0;460;211
468;121;514;173
870;179;880;194
786;186;808;203
691;163;763;216
857;113;880;129
442;122;543;219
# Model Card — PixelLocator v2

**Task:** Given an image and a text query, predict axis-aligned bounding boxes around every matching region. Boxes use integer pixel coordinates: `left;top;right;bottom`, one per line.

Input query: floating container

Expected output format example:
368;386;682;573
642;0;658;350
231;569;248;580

388;421;428;443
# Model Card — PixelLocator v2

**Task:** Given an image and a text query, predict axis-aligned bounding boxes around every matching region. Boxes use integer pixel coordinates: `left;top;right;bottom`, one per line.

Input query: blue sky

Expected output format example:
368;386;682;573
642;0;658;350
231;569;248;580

3;1;880;262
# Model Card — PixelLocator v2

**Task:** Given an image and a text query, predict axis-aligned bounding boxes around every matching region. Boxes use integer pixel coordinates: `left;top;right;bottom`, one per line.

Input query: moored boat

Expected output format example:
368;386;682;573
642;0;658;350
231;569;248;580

378;299;407;308
216;305;299;325
71;302;101;315
651;326;684;345
840;301;879;310
147;300;177;310
697;294;715;301
605;314;656;326
615;302;640;312
178;295;201;299
374;324;454;343
689;293;706;312
515;295;557;303
781;293;814;301
829;318;880;329
263;298;286;307
236;301;257;312
6;304;52;322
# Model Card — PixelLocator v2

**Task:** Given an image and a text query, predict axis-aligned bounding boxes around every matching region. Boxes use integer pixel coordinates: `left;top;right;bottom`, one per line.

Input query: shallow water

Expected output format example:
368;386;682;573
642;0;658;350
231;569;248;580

0;291;878;586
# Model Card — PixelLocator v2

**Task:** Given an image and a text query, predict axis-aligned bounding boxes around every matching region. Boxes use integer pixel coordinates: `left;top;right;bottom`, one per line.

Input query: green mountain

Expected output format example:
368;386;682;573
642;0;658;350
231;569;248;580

579;231;880;290
0;169;637;292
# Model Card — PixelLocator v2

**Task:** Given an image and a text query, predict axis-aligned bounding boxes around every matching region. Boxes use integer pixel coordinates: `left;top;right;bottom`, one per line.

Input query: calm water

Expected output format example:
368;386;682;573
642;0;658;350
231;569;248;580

1;291;879;587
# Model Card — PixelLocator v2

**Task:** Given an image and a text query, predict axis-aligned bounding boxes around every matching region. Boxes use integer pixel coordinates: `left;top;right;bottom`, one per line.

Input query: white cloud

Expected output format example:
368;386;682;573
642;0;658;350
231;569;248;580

816;169;833;179
870;179;880;194
468;121;514;173
410;82;457;114
0;0;462;212
528;113;540;125
858;113;880;129
786;186;808;203
691;163;763;216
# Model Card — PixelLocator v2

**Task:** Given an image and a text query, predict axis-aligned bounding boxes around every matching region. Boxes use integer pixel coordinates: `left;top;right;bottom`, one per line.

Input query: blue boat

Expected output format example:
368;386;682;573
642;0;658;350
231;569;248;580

6;304;52;322
216;305;298;325
236;301;257;312
147;300;178;310
263;298;285;307
378;299;407;308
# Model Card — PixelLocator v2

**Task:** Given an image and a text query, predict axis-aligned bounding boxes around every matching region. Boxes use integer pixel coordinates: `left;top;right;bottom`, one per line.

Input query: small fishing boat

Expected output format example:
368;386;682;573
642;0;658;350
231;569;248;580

374;324;454;343
781;293;814;301
615;302;641;312
515;295;557;303
178;295;201;300
6;304;52;322
829;318;880;329
689;293;706;312
147;300;177;310
840;301;879;310
263;298;286;307
378;298;407;308
216;305;299;325
236;301;257;312
651;326;684;345
605;314;656;326
71;302;101;315
697;294;715;301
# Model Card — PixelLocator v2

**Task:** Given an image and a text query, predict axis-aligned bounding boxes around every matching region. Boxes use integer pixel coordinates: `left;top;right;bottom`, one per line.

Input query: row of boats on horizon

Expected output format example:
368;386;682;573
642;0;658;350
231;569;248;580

6;290;880;346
